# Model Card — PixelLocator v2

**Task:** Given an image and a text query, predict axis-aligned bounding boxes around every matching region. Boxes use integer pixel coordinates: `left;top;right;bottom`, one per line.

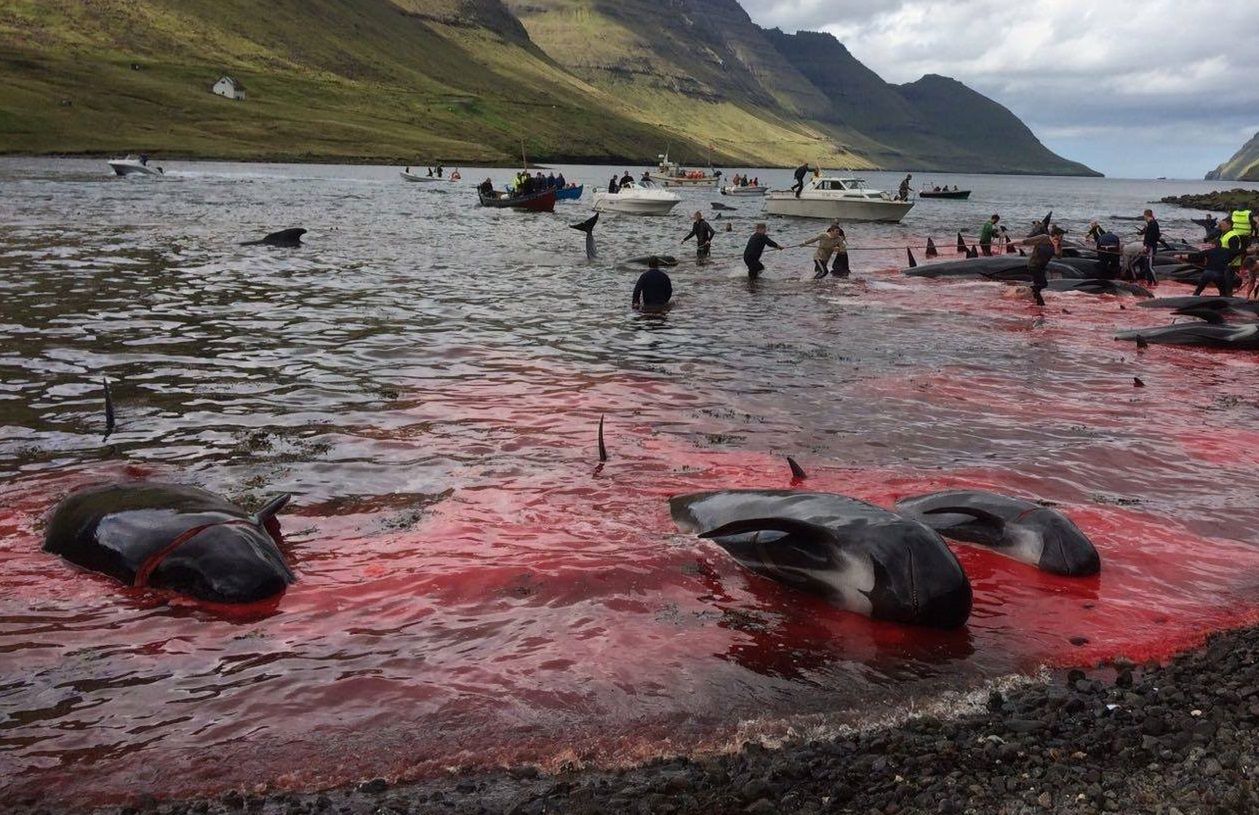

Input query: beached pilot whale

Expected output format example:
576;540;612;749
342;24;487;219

241;228;307;248
896;491;1100;577
670;490;973;628
44;483;296;603
1115;321;1259;350
1046;279;1153;298
903;256;1086;281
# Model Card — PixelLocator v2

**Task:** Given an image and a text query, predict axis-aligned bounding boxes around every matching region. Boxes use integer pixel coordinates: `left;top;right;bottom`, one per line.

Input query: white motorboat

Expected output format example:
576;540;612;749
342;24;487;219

646;151;720;187
108;156;163;176
400;170;442;183
592;180;681;216
720;184;767;196
764;176;913;222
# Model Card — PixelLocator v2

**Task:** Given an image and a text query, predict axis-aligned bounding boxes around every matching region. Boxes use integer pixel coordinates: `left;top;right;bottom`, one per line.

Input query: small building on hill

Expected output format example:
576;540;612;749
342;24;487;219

212;76;246;101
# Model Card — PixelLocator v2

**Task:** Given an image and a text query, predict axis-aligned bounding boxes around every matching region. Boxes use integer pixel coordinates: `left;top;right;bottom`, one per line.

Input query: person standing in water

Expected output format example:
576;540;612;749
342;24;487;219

632;258;673;311
1019;226;1065;306
979;215;1000;256
682;211;716;264
743;223;783;279
801;223;848;279
1138;209;1160;286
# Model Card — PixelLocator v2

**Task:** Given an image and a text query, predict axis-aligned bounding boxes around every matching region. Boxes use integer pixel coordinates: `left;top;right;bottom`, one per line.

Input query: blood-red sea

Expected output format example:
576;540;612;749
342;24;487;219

1;161;1257;807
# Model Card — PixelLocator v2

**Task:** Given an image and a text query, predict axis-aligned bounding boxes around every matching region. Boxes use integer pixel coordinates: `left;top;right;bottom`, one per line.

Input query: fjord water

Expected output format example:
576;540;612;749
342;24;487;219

2;159;1258;805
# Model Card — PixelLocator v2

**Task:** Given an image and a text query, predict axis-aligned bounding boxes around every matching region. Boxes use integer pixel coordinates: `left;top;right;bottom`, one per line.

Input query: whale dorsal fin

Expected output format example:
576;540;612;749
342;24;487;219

699;517;833;544
253;494;291;525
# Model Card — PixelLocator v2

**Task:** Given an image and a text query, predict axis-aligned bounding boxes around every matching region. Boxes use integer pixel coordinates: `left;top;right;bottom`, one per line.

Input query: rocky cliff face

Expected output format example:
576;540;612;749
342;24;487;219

1207;132;1259;181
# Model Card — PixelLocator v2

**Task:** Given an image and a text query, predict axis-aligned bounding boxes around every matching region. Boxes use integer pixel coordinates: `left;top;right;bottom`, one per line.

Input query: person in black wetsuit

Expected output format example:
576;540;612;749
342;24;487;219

1095;230;1122;279
1188;220;1244;296
619;170;634;188
1018;226;1065;306
608;175;620;194
743;223;783;279
632;258;673;311
791;162;811;198
682;211;716;263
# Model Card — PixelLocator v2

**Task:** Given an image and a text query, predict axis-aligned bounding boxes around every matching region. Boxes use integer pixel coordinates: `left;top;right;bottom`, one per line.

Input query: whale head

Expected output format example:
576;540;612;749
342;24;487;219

147;522;295;603
861;520;973;629
1024;508;1100;576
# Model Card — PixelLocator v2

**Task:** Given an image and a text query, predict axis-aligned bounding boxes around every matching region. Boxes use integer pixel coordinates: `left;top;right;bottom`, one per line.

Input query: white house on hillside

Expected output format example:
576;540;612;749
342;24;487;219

212;76;246;101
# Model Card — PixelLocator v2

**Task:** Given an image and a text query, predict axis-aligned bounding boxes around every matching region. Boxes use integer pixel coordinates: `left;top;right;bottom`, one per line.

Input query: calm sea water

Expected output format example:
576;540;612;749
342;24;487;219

1;158;1258;806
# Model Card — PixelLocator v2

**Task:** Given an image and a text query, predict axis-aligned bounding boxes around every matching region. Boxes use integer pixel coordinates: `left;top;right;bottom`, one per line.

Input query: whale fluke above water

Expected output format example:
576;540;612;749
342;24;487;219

103;376;115;439
597;414;608;462
241;228;307;247
570;214;599;260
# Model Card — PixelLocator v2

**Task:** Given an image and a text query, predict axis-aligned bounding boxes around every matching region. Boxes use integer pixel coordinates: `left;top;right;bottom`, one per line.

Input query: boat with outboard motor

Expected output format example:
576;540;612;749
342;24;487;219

765;175;913;222
647;151;720;187
108;155;163;176
592;180;681;216
477;187;556;212
721;184;768;196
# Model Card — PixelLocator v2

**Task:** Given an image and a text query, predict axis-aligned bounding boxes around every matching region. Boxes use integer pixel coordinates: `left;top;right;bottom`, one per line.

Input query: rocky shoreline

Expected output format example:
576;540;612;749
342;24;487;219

1160;188;1259;212
12;625;1259;815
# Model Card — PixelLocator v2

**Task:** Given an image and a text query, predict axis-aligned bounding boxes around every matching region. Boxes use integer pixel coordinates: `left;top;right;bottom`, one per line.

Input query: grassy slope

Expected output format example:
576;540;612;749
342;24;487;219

0;0;707;163
1210;132;1259;181
502;0;874;169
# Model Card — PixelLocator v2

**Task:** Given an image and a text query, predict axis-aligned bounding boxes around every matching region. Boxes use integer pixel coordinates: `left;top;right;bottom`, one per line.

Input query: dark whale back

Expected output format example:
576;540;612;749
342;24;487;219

44;482;295;602
241;228;306;247
671;490;972;628
1115;322;1259;349
896;490;1100;576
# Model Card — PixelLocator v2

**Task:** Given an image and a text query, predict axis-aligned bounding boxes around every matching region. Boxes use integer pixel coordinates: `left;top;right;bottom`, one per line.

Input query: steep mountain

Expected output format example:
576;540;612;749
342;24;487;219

1206;132;1259;181
761;29;1097;175
0;0;1096;174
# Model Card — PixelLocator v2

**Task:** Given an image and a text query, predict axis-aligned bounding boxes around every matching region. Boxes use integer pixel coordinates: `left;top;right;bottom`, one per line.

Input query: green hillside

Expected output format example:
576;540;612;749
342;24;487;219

0;0;1096;173
1207;132;1259;181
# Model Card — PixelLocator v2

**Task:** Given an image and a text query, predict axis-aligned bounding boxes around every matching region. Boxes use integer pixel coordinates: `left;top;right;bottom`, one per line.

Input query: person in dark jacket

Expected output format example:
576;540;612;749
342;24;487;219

632;258;673;311
682;211;716;263
1095;230;1123;279
743;223;783;279
791;162;811;198
1189;219;1245;296
1018;226;1065;306
1138;209;1160;286
619;170;634;187
608;175;620;194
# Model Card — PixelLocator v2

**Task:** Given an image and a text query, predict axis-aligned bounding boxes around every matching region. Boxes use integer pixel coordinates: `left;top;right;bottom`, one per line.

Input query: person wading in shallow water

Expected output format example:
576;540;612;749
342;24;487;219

979;214;1000;256
682;211;716;264
801;223;849;279
743;223;783;280
1019;226;1065;306
632;257;672;311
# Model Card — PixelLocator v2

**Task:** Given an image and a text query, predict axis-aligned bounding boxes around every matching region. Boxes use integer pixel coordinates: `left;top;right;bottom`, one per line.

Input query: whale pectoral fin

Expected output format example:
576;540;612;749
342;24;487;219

699;518;833;544
922;506;1007;544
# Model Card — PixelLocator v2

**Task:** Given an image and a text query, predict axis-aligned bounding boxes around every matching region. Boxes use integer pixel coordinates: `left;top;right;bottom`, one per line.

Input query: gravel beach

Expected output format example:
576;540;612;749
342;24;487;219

14;625;1259;815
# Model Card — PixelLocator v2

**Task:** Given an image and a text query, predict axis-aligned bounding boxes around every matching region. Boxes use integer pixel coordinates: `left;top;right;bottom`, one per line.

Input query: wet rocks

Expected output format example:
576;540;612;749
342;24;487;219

23;625;1259;815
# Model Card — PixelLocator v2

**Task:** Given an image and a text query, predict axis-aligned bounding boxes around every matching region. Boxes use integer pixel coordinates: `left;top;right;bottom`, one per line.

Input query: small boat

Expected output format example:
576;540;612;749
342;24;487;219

401;171;443;183
721;184;768;196
765;175;913;223
592;180;681;216
647;151;720;187
555;184;585;202
108;156;163;176
919;188;972;200
478;188;557;213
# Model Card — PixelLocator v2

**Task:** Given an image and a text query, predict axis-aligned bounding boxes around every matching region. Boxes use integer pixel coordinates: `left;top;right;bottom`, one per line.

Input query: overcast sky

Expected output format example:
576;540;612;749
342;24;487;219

742;0;1259;178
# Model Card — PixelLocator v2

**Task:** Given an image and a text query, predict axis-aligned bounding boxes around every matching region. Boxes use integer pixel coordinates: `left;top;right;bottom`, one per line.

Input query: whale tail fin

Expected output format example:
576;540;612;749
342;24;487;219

956;232;966;253
786;456;807;480
597;415;608;462
905;247;917;268
925;238;938;258
569;214;599;234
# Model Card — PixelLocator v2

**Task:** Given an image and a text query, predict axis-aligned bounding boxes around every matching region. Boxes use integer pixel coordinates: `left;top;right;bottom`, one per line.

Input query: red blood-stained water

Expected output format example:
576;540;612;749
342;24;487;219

3;214;1259;808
